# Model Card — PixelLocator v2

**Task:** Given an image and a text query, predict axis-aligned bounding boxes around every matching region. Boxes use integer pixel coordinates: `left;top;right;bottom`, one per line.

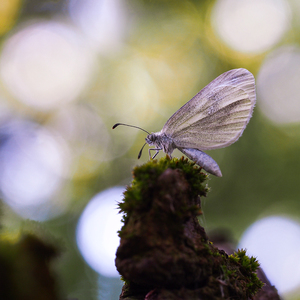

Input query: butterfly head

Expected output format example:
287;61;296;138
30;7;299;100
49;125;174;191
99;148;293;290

146;132;175;156
145;133;158;146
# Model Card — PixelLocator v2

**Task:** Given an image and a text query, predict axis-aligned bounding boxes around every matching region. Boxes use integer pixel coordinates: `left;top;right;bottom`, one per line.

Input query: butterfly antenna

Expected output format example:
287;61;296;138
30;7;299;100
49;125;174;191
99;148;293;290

112;123;150;135
138;143;147;159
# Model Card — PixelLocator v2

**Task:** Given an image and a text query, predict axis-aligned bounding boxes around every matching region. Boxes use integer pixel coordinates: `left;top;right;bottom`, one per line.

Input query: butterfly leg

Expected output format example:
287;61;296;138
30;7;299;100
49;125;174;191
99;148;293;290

149;148;162;159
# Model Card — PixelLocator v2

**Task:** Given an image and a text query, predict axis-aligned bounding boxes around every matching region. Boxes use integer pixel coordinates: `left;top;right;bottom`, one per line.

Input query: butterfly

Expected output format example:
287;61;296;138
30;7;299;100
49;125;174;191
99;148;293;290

113;68;256;177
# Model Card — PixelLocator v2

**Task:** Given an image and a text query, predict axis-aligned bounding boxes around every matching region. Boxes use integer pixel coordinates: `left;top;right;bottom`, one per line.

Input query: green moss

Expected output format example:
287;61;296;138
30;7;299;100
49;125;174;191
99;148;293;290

118;156;208;226
224;249;264;297
229;249;260;273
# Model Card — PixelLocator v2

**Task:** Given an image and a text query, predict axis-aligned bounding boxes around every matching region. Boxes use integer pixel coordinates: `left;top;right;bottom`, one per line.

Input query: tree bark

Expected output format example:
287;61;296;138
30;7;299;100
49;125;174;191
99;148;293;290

115;157;270;299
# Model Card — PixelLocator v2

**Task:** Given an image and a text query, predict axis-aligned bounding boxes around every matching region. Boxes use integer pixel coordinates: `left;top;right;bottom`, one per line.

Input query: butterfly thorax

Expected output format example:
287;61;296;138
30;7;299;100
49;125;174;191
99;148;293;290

146;132;175;155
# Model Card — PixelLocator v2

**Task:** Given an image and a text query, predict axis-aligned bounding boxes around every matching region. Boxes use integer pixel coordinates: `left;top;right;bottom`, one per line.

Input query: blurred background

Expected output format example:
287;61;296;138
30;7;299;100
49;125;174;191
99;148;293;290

0;0;300;299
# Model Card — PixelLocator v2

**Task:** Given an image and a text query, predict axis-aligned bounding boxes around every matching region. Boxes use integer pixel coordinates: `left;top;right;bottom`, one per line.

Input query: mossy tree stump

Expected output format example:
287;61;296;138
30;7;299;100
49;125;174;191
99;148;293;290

115;157;265;300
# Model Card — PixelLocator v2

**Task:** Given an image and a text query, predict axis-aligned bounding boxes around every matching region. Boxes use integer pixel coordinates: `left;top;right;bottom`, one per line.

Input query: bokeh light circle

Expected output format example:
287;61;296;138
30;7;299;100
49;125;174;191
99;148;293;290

0;20;96;111
0;119;70;220
257;46;300;124
211;0;291;53
47;104;113;178
69;0;128;52
238;216;300;294
76;186;124;277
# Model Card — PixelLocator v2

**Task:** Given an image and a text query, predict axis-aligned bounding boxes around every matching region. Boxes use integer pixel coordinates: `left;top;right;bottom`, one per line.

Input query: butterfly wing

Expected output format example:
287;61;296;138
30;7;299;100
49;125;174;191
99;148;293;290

161;68;256;150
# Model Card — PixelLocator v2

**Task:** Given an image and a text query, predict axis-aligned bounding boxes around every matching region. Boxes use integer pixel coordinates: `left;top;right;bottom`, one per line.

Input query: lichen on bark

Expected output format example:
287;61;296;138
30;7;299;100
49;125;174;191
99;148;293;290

115;156;264;299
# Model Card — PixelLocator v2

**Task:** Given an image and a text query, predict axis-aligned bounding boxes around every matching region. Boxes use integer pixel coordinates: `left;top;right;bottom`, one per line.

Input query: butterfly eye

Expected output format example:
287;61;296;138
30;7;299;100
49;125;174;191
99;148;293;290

147;134;155;143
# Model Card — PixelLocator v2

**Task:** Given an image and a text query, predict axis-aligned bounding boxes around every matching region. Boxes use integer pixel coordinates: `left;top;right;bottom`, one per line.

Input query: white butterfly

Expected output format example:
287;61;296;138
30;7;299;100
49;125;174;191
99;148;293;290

113;68;256;177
